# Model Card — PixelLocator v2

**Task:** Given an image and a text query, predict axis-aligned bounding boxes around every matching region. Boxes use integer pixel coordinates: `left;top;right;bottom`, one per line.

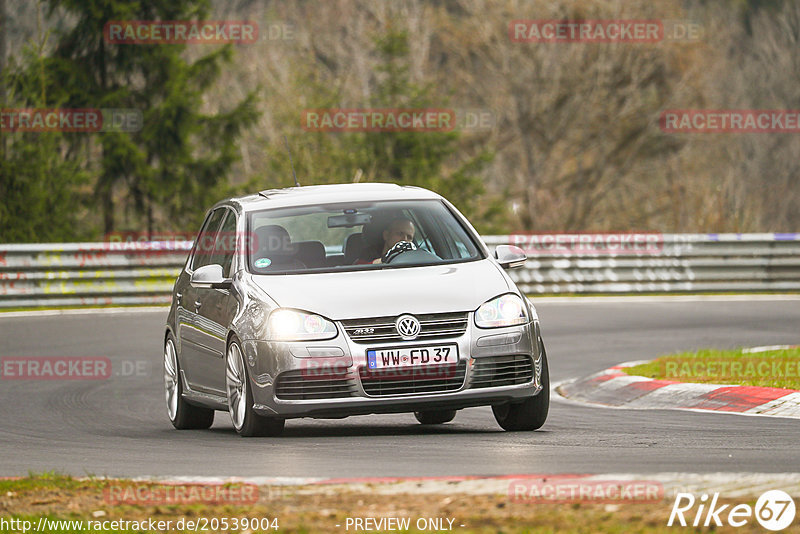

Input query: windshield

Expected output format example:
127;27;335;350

246;199;483;274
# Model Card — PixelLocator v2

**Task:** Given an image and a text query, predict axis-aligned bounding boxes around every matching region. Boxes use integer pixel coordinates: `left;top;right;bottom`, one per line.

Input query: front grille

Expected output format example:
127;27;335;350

359;361;467;396
342;312;469;343
470;355;533;389
274;370;357;400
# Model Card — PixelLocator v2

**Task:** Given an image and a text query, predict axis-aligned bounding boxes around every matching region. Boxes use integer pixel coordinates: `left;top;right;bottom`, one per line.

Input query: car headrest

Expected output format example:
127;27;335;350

343;233;364;264
295;240;325;268
255;225;297;256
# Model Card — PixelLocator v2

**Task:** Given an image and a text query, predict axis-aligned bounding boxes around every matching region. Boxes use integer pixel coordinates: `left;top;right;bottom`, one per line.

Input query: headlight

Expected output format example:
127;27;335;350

474;294;528;328
266;309;337;341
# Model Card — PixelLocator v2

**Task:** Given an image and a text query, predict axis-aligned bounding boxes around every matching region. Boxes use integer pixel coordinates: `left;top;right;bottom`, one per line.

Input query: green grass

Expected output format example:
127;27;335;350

623;346;800;389
0;471;102;493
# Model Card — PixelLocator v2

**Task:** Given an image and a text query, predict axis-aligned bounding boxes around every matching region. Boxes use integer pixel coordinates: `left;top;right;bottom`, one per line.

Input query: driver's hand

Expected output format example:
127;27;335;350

382;240;417;263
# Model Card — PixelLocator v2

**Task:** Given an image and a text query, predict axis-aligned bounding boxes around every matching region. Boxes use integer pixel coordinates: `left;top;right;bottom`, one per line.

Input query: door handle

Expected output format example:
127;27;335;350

194;300;202;312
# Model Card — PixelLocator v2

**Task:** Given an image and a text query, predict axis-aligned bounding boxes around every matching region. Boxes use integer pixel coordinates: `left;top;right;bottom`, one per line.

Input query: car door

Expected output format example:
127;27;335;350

178;207;226;394
191;208;240;394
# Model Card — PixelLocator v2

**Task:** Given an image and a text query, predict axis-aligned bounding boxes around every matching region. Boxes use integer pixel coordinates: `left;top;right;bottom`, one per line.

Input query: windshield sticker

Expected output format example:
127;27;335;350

254;257;272;268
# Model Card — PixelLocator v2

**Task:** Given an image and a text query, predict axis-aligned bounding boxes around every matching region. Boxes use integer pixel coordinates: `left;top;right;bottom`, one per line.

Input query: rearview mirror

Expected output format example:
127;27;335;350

328;213;372;228
190;264;232;289
494;245;527;269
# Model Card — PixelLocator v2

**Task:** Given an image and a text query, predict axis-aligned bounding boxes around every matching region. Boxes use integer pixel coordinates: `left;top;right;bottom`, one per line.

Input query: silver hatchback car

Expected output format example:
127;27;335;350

164;183;549;436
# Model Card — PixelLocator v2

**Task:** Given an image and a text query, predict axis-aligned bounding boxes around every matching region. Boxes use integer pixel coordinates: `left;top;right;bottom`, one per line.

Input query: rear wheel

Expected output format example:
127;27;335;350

414;409;457;425
226;337;285;437
164;334;214;429
492;341;550;431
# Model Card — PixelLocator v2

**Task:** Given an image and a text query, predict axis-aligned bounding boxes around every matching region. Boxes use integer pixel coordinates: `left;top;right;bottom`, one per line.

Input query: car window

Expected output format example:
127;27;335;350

275;211;362;251
210;210;237;277
247;199;483;274
190;208;226;271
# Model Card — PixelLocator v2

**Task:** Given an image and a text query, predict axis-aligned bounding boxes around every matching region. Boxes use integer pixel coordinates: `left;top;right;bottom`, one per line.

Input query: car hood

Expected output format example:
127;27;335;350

251;259;512;320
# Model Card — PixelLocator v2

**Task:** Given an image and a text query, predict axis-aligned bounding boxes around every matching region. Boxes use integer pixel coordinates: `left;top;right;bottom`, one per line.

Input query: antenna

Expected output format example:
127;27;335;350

283;136;300;187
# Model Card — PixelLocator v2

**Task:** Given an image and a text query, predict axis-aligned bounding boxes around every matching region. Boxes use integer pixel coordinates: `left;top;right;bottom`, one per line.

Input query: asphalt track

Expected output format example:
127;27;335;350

1;298;798;478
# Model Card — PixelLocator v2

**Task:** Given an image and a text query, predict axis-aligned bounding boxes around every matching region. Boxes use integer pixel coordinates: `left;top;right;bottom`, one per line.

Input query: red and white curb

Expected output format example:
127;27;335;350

556;352;800;419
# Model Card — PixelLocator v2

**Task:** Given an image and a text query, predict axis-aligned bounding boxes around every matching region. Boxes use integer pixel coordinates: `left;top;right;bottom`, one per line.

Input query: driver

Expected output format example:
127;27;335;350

376;217;415;263
354;217;416;264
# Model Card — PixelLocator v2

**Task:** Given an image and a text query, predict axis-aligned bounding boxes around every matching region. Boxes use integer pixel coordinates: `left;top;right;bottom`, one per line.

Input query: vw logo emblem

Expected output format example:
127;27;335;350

395;314;421;340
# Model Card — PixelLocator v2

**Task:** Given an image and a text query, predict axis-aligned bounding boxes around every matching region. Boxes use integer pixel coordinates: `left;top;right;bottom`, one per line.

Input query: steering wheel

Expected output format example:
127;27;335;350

382;240;417;263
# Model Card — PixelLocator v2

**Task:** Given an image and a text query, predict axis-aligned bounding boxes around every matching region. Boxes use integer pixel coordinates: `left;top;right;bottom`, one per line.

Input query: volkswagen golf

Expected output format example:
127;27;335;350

164;183;549;436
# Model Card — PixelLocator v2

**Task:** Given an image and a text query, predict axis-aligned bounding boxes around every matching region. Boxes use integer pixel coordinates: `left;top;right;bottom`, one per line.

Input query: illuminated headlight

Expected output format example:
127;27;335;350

474;294;528;328
266;309;337;341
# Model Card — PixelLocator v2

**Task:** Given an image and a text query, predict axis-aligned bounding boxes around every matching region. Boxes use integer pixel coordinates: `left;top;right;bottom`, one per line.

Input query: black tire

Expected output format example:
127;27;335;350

226;337;285;437
492;341;550;431
164;334;214;430
414;409;457;425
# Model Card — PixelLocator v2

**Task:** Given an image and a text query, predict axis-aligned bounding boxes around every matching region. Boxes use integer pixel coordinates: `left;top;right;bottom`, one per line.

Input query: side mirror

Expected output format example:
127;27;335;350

494;245;527;269
190;264;232;290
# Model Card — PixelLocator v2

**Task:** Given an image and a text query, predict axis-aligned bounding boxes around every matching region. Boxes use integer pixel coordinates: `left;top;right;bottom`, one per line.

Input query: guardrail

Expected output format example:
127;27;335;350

485;233;800;294
0;233;798;308
0;242;192;308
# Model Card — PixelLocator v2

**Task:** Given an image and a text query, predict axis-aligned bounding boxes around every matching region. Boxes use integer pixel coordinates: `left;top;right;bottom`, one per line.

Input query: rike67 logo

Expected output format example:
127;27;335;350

668;490;796;531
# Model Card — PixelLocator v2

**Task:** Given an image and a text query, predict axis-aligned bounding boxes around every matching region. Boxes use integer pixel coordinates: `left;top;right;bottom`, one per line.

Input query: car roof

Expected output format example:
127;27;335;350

221;183;444;212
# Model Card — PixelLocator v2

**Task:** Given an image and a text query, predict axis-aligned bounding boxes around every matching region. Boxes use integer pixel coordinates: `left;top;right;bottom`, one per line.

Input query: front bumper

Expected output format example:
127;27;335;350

241;319;543;418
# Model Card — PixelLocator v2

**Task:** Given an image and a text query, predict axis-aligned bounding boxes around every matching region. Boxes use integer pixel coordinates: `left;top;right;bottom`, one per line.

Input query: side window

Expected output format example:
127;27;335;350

191;208;226;271
211;210;237;277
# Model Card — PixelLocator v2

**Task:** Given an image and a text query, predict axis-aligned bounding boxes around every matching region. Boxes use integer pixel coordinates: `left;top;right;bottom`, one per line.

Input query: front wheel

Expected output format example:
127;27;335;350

492;341;550;431
226;337;285;437
414;409;457;425
164;334;214;429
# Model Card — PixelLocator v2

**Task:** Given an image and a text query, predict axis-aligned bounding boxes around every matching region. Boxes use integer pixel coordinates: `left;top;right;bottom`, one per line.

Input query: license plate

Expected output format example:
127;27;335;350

366;344;458;369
